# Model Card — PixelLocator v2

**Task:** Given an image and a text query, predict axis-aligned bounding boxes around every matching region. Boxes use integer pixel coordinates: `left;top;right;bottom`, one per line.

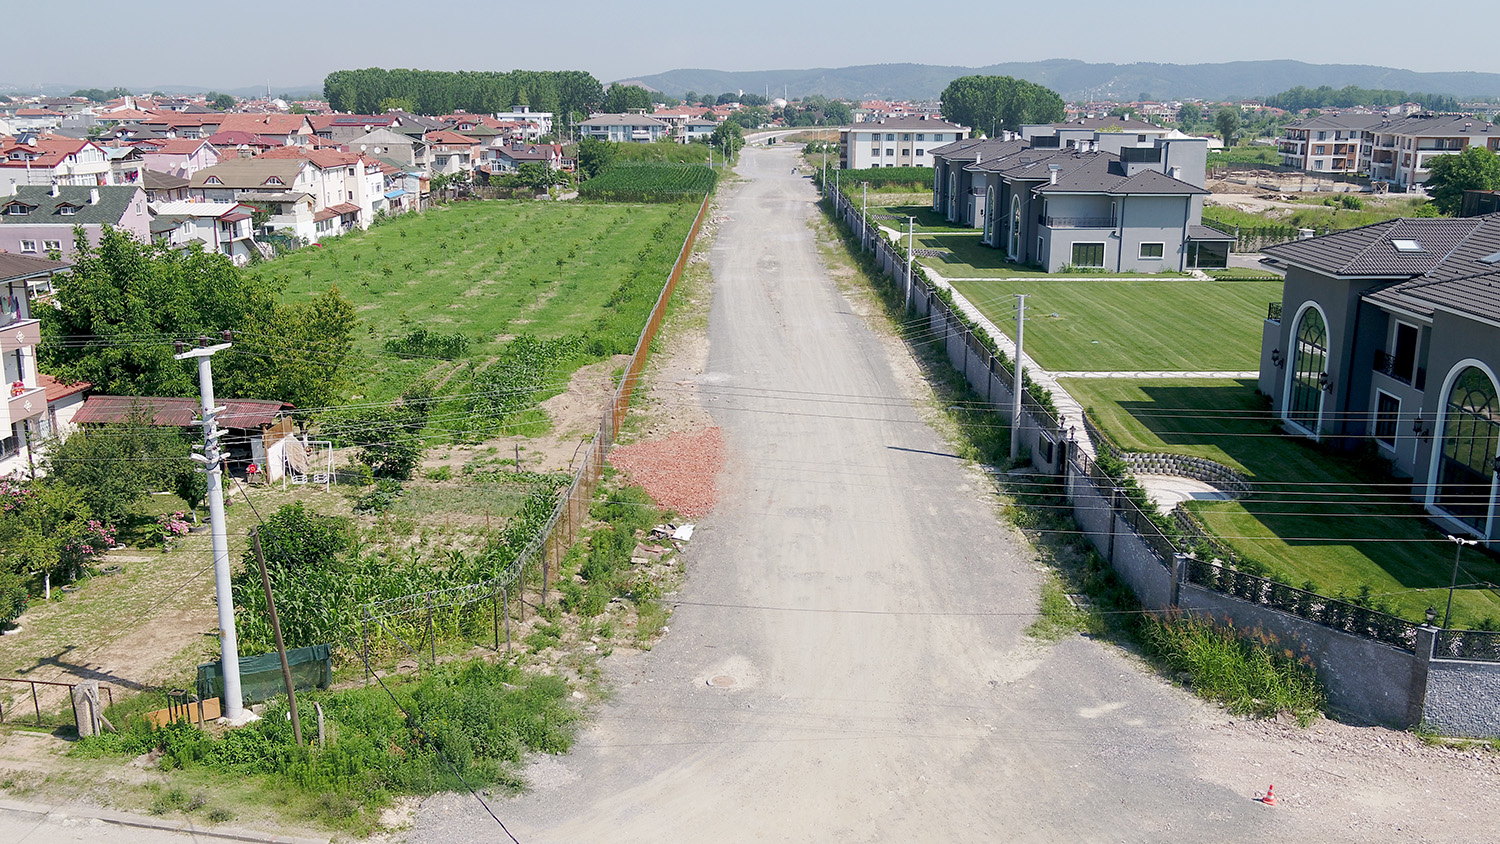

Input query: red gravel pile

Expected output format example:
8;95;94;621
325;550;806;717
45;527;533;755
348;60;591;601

608;427;724;517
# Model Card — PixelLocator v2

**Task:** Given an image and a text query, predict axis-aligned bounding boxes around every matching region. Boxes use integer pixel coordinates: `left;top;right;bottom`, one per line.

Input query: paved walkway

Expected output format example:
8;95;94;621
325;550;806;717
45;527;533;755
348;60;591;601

0;798;324;844
1051;370;1258;379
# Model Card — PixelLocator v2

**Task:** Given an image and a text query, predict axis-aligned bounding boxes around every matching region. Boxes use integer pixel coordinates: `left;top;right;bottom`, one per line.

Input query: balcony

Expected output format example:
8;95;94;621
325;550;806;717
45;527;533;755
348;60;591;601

4;385;44;425
0;318;39;354
1042;215;1116;228
1374;349;1425;390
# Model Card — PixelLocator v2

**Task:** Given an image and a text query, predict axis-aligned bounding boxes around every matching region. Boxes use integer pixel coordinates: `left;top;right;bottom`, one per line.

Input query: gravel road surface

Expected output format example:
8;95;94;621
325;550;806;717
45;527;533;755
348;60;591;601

410;144;1500;844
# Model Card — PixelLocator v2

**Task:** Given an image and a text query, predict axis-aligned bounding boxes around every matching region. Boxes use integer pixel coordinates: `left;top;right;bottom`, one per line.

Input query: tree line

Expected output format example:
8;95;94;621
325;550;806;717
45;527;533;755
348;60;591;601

1264;85;1461;114
322;68;605;127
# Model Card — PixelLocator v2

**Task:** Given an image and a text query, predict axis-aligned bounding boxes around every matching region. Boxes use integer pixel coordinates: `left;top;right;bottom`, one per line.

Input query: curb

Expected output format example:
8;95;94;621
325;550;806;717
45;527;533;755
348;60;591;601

0;798;330;843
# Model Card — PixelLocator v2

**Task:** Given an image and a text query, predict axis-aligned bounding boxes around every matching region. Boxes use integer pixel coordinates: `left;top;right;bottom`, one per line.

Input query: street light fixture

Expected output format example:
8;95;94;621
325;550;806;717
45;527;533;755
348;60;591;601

1443;534;1480;630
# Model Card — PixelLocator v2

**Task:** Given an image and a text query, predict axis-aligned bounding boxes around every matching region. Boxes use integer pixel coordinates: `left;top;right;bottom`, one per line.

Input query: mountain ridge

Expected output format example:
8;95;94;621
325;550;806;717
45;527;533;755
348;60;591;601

621;59;1500;103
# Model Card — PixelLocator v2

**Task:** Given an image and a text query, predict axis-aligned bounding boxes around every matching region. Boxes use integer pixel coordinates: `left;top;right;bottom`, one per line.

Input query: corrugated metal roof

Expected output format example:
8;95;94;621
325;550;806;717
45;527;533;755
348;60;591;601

75;395;287;428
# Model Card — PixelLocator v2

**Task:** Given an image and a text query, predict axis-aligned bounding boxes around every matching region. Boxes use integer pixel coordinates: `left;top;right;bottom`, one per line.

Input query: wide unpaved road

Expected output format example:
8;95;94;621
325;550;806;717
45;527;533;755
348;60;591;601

412;145;1500;843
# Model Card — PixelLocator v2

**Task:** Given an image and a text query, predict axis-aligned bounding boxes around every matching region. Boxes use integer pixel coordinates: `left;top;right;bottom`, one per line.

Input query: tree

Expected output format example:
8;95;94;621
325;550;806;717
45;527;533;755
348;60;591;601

246;503;352;574
1109;106;1138;120
41;227;356;411
683;91;700;107
1177;103;1202;127
516;161;566;192
602;84;652;114
346;383;434;480
207;92;236;111
939;75;1065;136
710;121;745;158
576;137;617;179
1425;147;1500;215
1215;107;1241;147
44;413;189;525
379;97;414;113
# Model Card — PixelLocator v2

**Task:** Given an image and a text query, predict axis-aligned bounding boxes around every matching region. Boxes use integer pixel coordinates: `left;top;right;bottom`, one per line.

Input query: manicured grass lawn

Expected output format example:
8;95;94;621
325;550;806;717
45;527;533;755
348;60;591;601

1066;377;1500;627
952;278;1281;371
254;201;697;399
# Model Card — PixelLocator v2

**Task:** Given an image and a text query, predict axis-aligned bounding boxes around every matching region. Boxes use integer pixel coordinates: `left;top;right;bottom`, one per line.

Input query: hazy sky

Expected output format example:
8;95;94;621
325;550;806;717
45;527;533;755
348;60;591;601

8;0;1498;92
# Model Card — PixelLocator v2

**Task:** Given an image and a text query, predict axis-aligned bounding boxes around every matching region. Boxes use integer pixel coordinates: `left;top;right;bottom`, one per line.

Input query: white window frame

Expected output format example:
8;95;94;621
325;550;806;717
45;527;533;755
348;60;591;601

19;240;37;253
1373;389;1401;451
42;240;61;252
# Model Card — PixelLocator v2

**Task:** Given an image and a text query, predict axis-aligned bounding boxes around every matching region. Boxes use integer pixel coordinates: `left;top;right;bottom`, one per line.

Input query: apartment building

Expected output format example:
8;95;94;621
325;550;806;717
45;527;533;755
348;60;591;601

837;115;969;169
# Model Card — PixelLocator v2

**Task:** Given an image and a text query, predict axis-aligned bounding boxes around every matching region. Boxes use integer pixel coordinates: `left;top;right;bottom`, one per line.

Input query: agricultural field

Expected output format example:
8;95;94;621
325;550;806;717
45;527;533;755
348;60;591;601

954;278;1281;371
577;163;717;202
1066;377;1500;627
254;200;699;407
611;141;712;165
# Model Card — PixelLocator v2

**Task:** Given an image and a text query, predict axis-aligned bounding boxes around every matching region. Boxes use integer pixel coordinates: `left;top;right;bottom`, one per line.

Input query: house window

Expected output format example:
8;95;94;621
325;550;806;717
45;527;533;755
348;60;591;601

886;149;894;156
1071;242;1105;268
59;206;76;216
916;149;925;156
42;240;61;252
1391;322;1420;383
1287;306;1328;436
901;149;910;157
886;134;895;141
20;240;37;253
902;134;911;141
1374;391;1400;447
1139;242;1164;259
917;134;925;141
1436;366;1500;532
1314;160;1324;170
5;205;29;215
872;149;881;156
933;134;945;141
1314;146;1325;155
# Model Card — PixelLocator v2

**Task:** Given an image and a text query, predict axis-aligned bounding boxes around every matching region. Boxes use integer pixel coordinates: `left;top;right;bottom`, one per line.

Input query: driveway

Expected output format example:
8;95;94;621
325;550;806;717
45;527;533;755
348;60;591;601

410;145;1500;844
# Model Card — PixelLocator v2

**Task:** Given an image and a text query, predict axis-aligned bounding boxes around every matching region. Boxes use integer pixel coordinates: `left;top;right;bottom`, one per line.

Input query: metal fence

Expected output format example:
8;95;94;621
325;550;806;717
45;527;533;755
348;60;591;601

0;677;115;728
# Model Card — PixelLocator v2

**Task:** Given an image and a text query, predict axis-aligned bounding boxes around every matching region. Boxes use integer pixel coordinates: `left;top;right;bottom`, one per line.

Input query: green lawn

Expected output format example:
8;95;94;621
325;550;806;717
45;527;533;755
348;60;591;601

253;201;697;400
952;278;1280;371
1066;377;1500;627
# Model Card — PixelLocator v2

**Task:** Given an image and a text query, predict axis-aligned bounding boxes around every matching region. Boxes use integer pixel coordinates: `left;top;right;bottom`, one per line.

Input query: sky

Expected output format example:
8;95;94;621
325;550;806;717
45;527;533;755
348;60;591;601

6;0;1499;93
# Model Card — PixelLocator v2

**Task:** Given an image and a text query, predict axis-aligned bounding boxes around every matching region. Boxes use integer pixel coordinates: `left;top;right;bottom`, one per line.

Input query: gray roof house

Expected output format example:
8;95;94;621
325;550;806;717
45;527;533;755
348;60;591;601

1258;214;1500;541
0;185;151;260
931;132;1226;273
578;114;669;143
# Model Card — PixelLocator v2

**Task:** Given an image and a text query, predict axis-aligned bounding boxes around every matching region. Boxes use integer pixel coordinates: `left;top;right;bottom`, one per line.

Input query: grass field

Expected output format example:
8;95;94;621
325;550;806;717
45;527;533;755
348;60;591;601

1065;377;1500;627
1202;196;1433;234
952;278;1281;371
255;201;697;401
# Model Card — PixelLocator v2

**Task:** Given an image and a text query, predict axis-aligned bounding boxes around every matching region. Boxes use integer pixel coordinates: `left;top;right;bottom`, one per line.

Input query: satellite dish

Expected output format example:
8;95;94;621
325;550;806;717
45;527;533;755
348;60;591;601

360;145;367;152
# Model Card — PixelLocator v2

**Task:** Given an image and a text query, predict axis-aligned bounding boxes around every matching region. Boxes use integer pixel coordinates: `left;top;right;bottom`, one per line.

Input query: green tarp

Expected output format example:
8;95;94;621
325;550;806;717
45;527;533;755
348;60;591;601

196;644;333;705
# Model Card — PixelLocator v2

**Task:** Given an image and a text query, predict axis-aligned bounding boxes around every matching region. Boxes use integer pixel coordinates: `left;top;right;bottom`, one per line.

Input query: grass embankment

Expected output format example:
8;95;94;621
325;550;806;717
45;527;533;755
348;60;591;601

953;279;1280;371
1065;377;1500;627
812;193;1325;724
1207;146;1282;167
612;140;712;165
1203;196;1433;234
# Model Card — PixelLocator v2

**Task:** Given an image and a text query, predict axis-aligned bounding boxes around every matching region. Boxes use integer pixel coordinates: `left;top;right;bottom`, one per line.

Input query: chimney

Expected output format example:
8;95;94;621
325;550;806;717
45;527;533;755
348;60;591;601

1168;166;1182;181
1049;164;1061;185
975;151;982;164
50;181;60;197
90;187;100;205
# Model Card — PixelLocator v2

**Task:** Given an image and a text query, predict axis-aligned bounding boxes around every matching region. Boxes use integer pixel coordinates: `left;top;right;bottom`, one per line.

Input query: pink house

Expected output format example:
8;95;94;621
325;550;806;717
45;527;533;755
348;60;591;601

0;185;150;261
139;138;220;179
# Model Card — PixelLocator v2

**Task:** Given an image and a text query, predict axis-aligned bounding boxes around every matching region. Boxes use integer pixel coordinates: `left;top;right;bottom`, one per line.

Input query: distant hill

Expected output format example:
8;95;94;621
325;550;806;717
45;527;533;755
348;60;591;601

625;60;1500;103
0;81;322;99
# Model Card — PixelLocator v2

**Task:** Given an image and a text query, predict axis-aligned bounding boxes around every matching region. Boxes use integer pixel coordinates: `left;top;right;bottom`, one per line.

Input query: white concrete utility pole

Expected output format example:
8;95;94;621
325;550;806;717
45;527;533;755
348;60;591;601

904;216;915;312
1011;294;1026;461
175;332;251;724
861;182;868;251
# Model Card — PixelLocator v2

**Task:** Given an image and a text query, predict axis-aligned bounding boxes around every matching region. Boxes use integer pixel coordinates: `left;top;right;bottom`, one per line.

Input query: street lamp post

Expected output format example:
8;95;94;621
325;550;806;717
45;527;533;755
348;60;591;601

1444;534;1480;629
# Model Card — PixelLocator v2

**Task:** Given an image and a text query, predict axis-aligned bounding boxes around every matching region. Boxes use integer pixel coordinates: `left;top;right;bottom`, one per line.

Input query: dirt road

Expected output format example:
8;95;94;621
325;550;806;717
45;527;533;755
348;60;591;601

411;145;1500;843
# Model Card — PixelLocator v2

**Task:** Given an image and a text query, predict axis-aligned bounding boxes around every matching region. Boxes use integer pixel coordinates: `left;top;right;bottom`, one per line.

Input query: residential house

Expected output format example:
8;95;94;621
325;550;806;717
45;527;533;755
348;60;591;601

425;131;480;176
150;200;260;264
203;130;279;159
8;110;65;133
934;133;1227;273
578;114;669;143
0;253;68;478
189;158;319;240
0;185;150;261
1277;113;1387;174
837;115;970;170
1366;115;1500;189
1257;214;1500;542
255;146;386;225
142;169;190;203
308;114;400;145
102;145;147;186
138;138;220;178
0;136;115;190
493;106;553;137
483;141;564;174
682;118;717;144
213;114;315;147
345;128;427;170
1020;116;1172;147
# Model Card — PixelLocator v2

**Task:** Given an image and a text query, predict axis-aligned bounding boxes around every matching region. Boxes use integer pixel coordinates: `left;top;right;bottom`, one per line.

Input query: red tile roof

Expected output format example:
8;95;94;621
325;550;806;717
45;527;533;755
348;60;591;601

75;395;288;427
215;114;312;136
38;373;89;404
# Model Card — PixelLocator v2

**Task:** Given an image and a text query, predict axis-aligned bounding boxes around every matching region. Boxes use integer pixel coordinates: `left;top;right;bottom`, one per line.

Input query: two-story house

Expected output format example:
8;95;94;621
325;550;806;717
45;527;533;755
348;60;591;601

138;138;221;179
189;158;319;241
0;184;151;260
425;131;480;176
0;136;116;191
1258;214;1500;543
838;115;969;170
150;200;260;264
1366;115;1500;189
578;114;669;144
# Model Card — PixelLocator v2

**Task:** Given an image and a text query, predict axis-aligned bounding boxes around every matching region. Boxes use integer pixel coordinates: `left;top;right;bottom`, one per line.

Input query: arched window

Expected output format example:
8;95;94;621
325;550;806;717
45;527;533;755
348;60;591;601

948;172;958;222
1009;195;1022;260
984;185;995;244
1436;366;1500;532
1287;307;1327;434
932;167;942;210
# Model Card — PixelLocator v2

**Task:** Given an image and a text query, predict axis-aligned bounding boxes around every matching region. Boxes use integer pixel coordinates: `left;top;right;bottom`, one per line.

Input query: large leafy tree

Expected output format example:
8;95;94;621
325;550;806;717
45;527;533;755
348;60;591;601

40;228;356;411
576;137;617;179
44;413;189;524
602;84;652;114
1425;147;1500;215
1215;107;1241;147
939;75;1065;137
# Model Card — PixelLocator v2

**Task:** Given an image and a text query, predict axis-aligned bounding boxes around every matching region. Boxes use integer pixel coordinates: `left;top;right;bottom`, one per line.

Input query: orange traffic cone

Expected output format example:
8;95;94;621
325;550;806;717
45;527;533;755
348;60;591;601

1261;784;1277;806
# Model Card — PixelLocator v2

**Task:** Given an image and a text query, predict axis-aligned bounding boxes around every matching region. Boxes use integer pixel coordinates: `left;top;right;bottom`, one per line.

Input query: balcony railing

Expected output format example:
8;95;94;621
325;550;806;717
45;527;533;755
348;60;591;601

1042;215;1116;228
1373;349;1426;390
4;385;44;425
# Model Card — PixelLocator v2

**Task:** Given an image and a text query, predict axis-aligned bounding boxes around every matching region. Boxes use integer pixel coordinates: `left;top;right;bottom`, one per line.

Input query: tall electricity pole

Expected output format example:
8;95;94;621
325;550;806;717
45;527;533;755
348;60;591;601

861;182;868;251
176;333;249;723
904;216;915;312
1011;294;1026;461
